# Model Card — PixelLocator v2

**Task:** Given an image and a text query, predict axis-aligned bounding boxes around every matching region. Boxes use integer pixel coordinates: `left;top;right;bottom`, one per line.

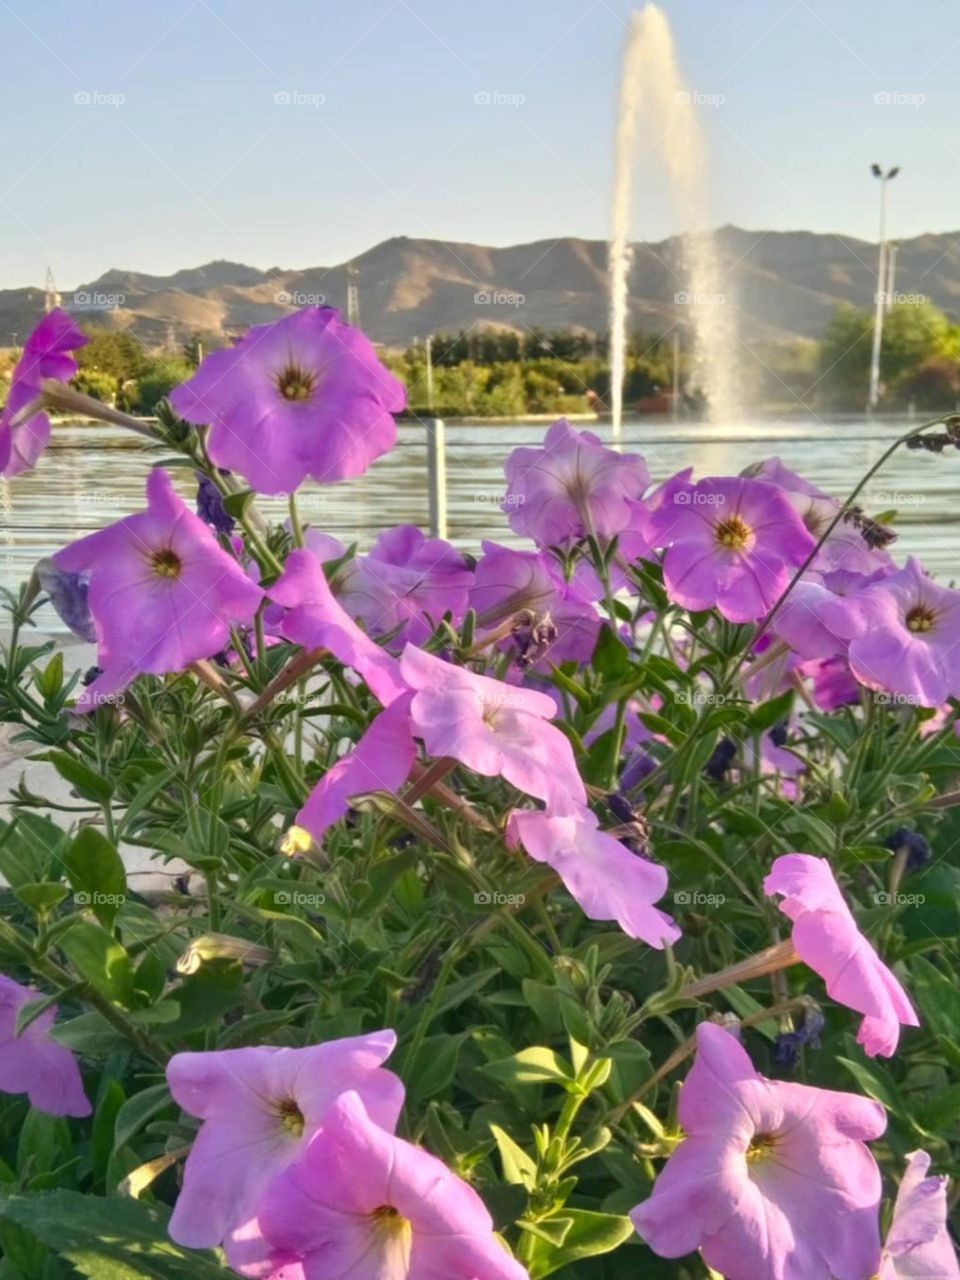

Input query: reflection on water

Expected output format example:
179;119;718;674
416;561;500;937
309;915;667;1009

1;416;957;633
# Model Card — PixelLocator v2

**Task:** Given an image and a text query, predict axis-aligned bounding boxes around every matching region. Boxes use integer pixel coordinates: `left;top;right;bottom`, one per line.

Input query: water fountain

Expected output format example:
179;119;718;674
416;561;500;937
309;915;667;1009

609;5;739;435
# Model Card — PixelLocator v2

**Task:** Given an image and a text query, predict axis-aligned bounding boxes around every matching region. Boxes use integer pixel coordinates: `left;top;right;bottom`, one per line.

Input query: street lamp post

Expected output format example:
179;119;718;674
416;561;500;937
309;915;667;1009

867;163;900;413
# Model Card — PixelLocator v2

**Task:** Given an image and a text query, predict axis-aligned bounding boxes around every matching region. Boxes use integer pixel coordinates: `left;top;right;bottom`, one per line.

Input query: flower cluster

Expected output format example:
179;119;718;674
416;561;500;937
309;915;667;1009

0;305;958;1280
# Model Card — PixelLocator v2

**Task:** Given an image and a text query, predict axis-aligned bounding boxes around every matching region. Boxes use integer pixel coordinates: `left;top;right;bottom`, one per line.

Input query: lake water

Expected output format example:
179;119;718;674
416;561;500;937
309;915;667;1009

1;414;958;634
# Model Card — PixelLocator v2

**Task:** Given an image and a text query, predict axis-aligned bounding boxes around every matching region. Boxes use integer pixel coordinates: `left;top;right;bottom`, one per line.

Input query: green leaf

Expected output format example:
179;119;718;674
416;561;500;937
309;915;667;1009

490;1124;537;1188
747;689;795;733
12;882;70;914
484;1046;574;1089
59;921;137;1006
38;752;113;806
221;489;256;520
0;1190;227;1278
527;1209;635;1277
112;1084;174;1158
65;828;127;926
908;956;960;1039
593;626;630;681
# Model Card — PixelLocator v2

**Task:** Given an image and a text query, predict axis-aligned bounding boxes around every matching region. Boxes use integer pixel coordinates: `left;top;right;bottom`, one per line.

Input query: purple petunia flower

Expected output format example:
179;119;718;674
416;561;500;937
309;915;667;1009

166;1031;404;1270
840;557;960;708
630;1021;886;1280
169;308;406;496
337;525;473;648
771;569;875;660
749;457;892;574
1;309;88;476
502;419;650;548
269;548;407;708
507;806;680;947
297;692;417;844
35;557;96;642
195;471;236;535
0;975;90;1116
469;541;600;667
879;1150;960;1278
400;644;586;813
646;474;816;623
764;853;919;1057
53;468;263;705
259;1090;528;1280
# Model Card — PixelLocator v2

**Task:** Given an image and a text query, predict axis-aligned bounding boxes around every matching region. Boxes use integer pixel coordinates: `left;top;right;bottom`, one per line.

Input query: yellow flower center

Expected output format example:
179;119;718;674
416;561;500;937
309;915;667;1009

277;1098;305;1136
276;364;316;402
714;515;753;552
906;604;936;633
746;1131;779;1163
370;1205;413;1267
150;548;183;579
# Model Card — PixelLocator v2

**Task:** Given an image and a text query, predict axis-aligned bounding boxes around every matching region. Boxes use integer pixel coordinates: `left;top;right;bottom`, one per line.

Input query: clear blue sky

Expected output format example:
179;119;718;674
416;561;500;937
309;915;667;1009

2;0;958;288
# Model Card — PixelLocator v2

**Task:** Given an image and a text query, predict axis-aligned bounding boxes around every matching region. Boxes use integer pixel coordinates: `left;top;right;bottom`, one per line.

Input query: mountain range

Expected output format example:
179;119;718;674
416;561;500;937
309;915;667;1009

4;225;960;350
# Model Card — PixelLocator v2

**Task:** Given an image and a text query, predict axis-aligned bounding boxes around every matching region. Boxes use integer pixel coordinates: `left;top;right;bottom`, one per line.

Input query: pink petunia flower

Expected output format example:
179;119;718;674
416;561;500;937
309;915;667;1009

166;1031;404;1270
54;468;263;703
259;1090;528;1280
630;1021;886;1280
469;541;600;667
764;853;919;1057
0;975;90;1116
169;308;405;496
771;569;875;660
337;525;473;648
749;457;892;574
296;692;417;843
269;548;408;707
879;1150;960;1278
507;806;680;947
1;309;88;476
502;419;650;548
400;644;586;813
841;557;960;708
645;475;815;623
